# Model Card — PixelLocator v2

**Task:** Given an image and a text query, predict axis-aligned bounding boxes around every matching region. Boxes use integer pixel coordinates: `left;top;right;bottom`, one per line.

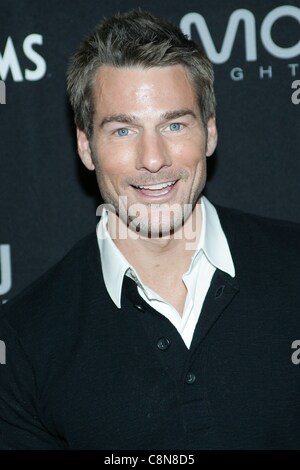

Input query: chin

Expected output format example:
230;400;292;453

129;213;184;240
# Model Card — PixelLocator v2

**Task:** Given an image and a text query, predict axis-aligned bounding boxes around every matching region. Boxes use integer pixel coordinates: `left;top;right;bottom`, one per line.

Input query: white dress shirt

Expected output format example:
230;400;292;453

96;196;235;348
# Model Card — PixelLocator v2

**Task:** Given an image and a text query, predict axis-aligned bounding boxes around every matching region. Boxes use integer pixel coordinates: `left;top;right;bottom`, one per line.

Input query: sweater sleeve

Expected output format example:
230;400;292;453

0;315;67;450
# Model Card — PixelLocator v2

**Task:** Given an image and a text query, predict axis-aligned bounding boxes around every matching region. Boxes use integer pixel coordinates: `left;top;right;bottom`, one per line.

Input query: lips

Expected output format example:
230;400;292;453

132;181;177;197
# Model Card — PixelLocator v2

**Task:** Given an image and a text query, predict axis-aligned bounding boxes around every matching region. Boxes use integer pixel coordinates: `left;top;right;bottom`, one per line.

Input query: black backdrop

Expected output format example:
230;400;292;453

0;0;299;303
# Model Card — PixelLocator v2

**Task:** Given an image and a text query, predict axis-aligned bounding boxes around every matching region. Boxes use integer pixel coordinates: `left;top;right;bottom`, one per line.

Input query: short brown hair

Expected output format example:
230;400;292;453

67;10;216;138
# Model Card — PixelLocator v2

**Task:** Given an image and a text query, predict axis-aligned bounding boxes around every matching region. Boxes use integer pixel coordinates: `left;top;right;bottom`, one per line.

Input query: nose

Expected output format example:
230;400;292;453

135;130;171;173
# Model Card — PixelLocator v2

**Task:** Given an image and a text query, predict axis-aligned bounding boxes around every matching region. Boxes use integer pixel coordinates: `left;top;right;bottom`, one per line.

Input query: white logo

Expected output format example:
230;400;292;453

0;34;46;81
180;6;300;64
0;244;12;297
291;340;300;365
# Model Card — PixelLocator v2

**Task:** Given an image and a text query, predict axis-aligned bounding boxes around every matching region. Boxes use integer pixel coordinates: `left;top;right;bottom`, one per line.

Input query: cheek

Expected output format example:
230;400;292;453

95;143;134;178
169;138;205;167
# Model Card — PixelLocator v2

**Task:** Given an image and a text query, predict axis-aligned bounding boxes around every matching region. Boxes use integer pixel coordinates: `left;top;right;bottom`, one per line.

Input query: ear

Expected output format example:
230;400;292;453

77;128;95;171
206;116;218;157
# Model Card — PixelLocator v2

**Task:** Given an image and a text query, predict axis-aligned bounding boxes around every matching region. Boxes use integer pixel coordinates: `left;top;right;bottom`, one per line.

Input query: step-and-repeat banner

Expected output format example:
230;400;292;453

1;0;299;302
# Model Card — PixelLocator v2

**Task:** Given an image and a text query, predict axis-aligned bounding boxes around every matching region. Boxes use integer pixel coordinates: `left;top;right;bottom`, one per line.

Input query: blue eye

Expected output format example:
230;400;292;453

169;123;181;132
116;128;129;136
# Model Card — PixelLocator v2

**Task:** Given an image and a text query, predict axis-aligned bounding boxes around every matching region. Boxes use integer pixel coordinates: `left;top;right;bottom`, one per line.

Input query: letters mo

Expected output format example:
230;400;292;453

0;79;5;104
180;5;300;64
0;244;12;296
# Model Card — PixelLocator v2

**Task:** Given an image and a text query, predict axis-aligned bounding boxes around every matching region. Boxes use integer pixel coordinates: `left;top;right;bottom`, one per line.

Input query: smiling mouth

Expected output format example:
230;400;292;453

131;180;177;197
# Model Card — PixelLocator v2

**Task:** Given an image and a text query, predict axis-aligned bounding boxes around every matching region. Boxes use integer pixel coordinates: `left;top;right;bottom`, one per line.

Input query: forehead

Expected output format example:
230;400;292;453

92;65;199;117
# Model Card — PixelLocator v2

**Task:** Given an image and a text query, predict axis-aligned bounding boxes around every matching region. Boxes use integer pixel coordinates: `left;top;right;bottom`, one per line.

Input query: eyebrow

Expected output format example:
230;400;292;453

100;114;137;128
99;108;197;128
160;108;197;121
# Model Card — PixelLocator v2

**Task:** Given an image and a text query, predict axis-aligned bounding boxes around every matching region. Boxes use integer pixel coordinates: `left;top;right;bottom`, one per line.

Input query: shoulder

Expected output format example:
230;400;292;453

215;204;300;284
216;204;300;251
0;231;105;335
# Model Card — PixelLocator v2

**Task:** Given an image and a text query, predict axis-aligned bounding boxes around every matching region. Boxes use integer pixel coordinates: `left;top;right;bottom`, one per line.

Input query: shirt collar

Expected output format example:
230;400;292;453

96;208;131;308
96;196;235;308
200;196;235;277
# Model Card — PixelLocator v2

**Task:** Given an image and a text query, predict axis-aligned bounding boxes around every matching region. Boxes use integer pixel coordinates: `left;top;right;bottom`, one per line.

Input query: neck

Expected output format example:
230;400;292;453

107;204;202;285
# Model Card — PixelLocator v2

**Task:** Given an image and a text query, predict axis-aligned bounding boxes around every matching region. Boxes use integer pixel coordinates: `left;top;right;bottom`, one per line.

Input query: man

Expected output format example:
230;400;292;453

0;10;300;450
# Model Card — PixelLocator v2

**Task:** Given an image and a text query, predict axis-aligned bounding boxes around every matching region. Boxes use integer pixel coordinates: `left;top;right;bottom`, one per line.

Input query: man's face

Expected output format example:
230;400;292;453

77;65;217;237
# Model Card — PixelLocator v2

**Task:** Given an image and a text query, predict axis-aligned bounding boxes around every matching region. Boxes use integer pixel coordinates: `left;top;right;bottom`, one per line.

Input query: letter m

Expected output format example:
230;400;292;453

180;9;257;64
0;37;23;81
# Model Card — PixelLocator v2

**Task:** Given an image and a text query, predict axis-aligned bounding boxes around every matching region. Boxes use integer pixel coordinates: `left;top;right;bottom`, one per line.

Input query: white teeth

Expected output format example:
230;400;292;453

137;181;175;190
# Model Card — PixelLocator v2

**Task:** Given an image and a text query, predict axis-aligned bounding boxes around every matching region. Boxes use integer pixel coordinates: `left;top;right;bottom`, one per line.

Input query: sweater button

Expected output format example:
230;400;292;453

185;372;196;384
134;304;145;312
157;337;170;351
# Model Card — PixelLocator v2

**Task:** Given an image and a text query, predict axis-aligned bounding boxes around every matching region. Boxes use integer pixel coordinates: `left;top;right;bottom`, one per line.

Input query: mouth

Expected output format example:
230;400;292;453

131;180;178;198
